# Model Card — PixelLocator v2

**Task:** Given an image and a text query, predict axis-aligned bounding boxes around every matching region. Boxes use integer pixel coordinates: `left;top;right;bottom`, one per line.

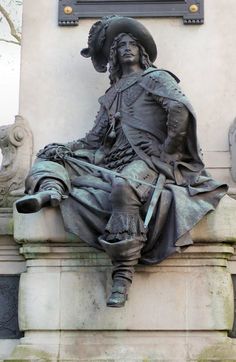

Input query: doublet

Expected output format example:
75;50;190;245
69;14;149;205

72;67;202;185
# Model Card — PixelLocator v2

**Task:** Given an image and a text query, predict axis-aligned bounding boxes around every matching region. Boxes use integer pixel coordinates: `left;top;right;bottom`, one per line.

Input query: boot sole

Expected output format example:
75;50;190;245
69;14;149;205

106;301;126;308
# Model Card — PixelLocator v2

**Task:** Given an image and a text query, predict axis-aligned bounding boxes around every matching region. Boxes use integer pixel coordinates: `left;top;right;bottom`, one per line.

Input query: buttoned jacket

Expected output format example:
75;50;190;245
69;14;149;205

73;68;205;186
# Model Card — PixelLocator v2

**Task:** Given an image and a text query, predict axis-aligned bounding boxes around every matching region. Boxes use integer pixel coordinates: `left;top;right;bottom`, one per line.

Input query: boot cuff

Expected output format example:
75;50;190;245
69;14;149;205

98;236;144;260
105;211;146;241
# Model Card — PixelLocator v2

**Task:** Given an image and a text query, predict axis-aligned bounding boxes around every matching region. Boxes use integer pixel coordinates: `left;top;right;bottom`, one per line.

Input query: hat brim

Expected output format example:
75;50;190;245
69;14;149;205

81;16;157;73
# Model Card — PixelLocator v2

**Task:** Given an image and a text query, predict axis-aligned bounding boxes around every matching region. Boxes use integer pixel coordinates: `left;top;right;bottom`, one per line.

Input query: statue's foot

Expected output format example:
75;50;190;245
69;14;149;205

15;190;61;214
107;278;130;308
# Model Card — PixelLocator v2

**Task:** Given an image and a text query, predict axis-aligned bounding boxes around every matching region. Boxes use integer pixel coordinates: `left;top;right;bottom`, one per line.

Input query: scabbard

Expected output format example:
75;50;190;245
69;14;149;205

144;173;166;228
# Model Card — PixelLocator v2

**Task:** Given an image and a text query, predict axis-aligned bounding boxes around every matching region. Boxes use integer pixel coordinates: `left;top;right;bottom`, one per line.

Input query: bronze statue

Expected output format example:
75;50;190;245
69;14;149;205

16;16;227;308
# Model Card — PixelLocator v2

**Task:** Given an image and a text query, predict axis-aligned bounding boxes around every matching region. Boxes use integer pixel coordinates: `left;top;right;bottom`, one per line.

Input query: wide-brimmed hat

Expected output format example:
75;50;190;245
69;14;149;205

81;15;157;72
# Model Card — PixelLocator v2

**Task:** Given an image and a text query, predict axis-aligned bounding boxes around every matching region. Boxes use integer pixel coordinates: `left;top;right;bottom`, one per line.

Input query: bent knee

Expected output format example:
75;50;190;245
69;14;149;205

110;177;140;208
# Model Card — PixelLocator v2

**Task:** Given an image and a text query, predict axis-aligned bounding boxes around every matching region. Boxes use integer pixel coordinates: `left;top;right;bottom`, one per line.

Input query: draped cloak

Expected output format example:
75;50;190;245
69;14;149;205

27;68;227;264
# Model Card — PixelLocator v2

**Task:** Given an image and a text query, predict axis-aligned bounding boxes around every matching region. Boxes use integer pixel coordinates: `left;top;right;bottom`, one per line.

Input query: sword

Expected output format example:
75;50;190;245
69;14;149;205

64;155;158;189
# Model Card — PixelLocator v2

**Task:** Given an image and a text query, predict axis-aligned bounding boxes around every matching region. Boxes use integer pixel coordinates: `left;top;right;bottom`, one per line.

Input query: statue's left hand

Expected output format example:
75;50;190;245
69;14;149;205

139;139;161;156
160;150;181;165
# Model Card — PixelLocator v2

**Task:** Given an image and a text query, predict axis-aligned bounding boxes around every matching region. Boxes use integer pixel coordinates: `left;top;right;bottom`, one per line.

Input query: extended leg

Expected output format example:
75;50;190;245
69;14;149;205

15;160;70;213
15;178;66;213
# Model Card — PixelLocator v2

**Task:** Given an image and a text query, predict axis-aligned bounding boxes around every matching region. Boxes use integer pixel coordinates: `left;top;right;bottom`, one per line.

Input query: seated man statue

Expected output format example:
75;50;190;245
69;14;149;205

16;15;227;308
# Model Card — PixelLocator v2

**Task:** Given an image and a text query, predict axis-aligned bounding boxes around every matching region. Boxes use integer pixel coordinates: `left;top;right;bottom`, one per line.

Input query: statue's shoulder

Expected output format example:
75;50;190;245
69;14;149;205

98;85;117;109
141;68;196;116
140;67;185;101
140;68;180;94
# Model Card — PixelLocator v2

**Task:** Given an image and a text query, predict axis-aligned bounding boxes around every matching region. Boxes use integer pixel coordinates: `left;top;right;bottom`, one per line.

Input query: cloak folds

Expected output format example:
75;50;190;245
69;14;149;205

27;69;227;264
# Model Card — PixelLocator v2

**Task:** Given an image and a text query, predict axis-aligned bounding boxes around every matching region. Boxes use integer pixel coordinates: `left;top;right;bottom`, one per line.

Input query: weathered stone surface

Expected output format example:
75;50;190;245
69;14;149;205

0;235;25;274
19;272;60;331
17;243;234;332
11;192;236;361
0;340;19;362
0;212;25;359
6;331;236;361
191;195;236;242
14;205;76;243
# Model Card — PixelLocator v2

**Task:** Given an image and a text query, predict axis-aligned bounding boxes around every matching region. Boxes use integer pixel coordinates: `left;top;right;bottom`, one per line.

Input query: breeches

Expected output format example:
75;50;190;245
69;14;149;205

25;158;158;276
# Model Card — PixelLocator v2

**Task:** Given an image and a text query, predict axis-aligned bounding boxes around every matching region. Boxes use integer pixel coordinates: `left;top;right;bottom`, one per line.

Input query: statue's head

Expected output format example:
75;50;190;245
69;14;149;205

108;33;152;83
81;15;157;75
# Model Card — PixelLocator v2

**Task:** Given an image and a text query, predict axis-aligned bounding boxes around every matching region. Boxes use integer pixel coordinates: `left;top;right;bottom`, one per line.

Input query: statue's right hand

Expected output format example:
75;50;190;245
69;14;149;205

37;143;63;159
37;143;74;160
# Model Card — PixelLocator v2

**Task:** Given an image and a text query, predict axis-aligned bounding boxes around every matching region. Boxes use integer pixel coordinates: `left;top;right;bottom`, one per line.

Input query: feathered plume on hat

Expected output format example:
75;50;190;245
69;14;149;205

81;15;157;73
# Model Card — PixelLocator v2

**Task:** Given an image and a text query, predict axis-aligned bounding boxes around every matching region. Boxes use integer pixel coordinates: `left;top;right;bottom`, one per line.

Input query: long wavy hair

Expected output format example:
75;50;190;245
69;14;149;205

108;33;153;84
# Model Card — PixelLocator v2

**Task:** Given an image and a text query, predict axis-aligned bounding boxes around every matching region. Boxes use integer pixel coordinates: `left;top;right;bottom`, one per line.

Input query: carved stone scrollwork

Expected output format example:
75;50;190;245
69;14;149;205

0;115;33;207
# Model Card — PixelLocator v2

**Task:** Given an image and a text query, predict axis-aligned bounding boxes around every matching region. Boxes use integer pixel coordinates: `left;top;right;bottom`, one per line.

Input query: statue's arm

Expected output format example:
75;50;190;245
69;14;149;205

37;106;108;160
140;70;191;163
157;96;189;155
66;106;109;151
148;95;189;165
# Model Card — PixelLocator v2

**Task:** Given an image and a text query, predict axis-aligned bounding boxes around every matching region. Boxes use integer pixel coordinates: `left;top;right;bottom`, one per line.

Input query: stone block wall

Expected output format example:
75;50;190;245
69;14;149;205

0;211;25;362
5;195;236;361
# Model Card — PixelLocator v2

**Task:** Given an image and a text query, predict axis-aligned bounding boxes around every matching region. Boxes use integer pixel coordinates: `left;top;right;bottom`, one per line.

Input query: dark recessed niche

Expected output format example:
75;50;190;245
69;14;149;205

0;275;22;339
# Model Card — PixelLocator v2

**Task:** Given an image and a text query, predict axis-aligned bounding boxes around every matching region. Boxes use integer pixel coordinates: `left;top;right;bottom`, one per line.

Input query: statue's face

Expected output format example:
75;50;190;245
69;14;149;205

117;34;140;66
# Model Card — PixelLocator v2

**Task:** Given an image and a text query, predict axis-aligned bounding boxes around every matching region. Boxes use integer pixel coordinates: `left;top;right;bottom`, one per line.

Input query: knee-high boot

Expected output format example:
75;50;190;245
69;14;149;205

16;178;66;213
99;237;145;307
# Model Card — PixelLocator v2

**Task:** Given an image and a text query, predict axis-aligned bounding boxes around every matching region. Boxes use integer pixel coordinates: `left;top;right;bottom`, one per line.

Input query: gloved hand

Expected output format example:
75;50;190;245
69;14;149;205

37;143;73;160
160;149;181;165
138;138;161;157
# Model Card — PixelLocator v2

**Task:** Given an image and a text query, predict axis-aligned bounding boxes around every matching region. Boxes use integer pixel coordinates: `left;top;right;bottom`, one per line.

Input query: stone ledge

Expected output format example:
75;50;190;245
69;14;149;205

0;340;19;362
0;235;26;274
0;209;13;236
13;195;236;244
6;331;236;362
19;243;234;269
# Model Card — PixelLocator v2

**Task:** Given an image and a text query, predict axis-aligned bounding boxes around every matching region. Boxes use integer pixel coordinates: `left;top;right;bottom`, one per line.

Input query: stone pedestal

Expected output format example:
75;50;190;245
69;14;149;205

0;209;26;362
7;195;236;361
0;116;32;360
